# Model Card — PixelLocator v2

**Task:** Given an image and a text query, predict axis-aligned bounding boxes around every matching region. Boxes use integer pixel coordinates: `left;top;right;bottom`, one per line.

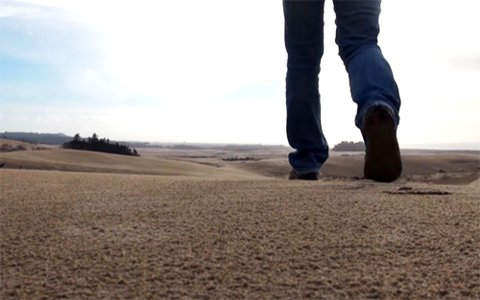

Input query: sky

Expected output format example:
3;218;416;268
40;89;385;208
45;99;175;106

1;0;479;149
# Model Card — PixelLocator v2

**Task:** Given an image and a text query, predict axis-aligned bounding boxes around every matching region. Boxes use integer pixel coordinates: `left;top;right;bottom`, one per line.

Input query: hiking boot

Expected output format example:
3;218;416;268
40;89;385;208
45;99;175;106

289;170;319;180
363;105;402;182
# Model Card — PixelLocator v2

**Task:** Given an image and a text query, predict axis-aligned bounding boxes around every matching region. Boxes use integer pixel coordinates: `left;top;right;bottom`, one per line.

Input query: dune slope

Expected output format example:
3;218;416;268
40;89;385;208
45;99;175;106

1;148;478;184
0;149;261;179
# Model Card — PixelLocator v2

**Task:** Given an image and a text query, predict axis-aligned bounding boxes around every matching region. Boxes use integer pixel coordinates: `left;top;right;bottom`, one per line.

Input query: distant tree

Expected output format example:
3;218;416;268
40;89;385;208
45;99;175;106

15;144;27;151
0;143;27;152
63;133;140;156
332;141;365;152
0;144;14;152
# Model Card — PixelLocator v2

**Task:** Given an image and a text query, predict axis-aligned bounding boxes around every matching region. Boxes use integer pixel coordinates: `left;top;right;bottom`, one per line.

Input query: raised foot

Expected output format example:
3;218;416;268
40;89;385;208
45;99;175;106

363;106;402;183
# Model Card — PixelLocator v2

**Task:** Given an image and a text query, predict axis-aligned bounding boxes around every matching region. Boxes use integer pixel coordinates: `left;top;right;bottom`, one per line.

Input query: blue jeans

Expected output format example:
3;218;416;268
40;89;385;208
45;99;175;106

284;0;401;173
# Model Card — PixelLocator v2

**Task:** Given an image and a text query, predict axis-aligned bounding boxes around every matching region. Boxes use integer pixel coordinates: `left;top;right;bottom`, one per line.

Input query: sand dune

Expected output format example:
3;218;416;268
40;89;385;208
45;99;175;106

1;148;478;185
0;138;50;152
0;148;262;179
1;169;479;299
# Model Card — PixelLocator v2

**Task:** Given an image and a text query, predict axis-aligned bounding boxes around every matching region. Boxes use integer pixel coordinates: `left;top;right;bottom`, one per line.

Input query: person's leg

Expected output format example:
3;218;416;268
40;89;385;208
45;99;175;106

283;0;328;176
334;0;402;182
334;0;400;127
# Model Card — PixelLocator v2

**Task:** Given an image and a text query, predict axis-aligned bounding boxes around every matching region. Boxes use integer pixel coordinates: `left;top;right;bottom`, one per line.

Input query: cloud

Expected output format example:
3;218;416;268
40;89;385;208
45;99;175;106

0;1;47;18
0;0;82;21
1;0;479;146
0;1;113;105
450;53;480;71
0;2;100;66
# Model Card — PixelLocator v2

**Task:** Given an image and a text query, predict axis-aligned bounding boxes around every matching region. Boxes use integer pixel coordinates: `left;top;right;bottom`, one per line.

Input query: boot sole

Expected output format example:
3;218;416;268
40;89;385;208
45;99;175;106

289;171;319;180
363;106;402;182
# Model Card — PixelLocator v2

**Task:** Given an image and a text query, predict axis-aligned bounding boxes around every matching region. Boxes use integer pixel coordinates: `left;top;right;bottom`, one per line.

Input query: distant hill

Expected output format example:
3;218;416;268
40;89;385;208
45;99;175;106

1;132;72;145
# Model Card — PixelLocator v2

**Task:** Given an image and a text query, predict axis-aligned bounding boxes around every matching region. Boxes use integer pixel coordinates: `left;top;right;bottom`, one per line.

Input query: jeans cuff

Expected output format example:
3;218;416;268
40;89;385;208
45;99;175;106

355;100;399;130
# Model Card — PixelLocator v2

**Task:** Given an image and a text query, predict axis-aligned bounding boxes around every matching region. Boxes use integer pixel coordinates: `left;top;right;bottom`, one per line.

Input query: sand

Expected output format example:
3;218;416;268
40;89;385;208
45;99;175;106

1;146;479;298
1;147;479;184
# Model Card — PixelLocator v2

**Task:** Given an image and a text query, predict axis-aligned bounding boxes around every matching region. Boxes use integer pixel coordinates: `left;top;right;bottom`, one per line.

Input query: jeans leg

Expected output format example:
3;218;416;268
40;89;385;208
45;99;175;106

333;0;401;130
284;0;328;173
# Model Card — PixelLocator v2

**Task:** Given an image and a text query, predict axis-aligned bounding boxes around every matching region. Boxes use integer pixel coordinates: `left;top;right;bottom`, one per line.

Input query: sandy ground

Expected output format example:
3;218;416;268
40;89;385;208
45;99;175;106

1;169;479;299
1;142;479;298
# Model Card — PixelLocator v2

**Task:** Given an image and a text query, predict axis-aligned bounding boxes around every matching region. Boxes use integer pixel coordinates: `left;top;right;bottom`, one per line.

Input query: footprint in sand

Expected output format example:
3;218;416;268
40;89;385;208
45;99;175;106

384;186;452;196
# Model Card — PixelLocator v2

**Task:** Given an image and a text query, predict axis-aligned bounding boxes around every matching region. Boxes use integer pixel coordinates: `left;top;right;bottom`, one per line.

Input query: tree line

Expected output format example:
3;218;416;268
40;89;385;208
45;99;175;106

63;133;139;156
332;141;366;152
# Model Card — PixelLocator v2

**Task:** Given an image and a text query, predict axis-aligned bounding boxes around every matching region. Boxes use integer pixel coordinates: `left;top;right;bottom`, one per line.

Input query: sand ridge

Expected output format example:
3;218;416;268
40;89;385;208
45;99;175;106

1;147;479;184
0;148;264;179
1;169;479;299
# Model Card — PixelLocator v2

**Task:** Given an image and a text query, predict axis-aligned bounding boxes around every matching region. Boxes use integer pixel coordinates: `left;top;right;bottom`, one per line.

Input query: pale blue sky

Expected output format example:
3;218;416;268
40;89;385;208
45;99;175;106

1;0;479;149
